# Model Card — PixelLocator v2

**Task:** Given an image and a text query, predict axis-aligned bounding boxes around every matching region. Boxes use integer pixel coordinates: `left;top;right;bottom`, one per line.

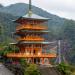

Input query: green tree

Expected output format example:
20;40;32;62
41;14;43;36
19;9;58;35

61;20;75;40
57;62;72;75
25;64;41;75
60;20;75;65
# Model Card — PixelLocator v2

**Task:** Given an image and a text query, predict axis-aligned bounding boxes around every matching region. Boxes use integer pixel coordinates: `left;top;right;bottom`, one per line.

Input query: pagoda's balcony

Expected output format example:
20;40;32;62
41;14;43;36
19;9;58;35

7;53;56;58
17;36;45;41
24;47;42;50
16;24;47;30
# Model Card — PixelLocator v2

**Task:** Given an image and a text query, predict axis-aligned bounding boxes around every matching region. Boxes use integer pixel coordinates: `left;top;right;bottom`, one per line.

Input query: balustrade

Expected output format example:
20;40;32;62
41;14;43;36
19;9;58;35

16;24;47;30
7;53;56;58
17;35;45;41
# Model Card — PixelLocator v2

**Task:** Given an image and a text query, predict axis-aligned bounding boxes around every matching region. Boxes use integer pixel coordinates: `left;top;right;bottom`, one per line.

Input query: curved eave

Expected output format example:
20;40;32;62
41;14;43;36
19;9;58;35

9;43;17;45
14;31;50;35
9;42;54;45
18;41;54;44
20;30;50;33
21;17;50;20
12;18;49;23
21;13;50;20
12;13;50;22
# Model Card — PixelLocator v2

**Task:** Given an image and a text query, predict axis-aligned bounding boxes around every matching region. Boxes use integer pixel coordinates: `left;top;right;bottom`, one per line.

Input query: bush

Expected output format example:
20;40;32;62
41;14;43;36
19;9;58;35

19;58;28;69
57;62;72;75
24;64;41;75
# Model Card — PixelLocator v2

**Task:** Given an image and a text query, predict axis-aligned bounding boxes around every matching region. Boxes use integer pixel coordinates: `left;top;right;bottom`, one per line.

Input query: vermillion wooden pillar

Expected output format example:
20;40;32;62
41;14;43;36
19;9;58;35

32;58;34;64
42;58;44;64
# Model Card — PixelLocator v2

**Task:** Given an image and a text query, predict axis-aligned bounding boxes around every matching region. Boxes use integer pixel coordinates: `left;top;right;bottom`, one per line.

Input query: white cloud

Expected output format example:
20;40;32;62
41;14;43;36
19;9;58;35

0;0;75;20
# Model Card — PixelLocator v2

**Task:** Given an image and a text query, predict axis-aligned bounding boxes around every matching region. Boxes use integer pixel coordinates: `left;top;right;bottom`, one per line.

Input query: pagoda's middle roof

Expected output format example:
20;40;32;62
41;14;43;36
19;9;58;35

9;42;53;45
18;41;53;44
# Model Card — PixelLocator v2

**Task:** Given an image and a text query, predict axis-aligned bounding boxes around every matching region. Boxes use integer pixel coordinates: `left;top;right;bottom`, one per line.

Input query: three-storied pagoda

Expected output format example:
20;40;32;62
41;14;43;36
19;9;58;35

7;0;56;64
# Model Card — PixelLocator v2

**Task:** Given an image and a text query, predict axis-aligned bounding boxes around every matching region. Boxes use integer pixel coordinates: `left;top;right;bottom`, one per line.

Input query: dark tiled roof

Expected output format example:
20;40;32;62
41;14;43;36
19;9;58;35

22;13;50;20
18;41;53;44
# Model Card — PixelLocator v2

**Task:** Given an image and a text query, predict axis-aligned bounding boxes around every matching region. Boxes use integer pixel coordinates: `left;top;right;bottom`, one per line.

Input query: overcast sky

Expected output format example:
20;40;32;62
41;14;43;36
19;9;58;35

0;0;75;20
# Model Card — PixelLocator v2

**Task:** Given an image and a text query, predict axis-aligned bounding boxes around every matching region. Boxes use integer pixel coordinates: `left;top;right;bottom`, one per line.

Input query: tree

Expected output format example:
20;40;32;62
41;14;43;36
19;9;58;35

25;64;41;75
57;62;72;75
60;20;75;65
61;20;75;40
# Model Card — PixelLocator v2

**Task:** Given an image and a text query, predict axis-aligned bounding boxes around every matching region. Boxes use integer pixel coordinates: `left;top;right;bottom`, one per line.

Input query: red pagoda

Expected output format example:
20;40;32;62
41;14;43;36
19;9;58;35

7;0;56;64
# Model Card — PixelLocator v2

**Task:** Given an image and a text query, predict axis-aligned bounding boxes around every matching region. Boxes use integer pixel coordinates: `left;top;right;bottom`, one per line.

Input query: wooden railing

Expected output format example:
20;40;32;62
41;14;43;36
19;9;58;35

16;24;47;30
25;47;42;50
7;53;56;58
17;36;45;41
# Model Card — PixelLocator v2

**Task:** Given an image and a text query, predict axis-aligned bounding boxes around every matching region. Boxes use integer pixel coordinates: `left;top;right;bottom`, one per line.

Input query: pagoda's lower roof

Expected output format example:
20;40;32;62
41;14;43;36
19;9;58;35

16;30;50;33
18;41;54;44
14;30;50;36
9;41;54;45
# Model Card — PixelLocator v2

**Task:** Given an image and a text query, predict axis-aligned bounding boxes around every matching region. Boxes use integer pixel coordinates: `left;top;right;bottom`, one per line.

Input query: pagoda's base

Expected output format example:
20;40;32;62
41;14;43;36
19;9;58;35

7;53;56;64
26;58;50;64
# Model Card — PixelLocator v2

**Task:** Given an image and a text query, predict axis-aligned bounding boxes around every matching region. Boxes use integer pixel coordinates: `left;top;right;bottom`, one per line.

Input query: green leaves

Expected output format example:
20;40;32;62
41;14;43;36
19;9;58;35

25;64;40;75
60;20;75;65
57;63;75;75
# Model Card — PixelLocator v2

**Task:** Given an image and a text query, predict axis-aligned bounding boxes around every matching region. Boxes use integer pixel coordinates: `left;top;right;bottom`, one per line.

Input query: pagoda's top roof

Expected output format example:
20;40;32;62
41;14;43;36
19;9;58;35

21;12;50;20
13;12;50;22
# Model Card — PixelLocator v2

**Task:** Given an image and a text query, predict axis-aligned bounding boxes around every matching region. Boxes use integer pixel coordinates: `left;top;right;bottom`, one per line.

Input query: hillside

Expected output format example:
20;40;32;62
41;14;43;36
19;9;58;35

0;4;3;8
0;12;16;42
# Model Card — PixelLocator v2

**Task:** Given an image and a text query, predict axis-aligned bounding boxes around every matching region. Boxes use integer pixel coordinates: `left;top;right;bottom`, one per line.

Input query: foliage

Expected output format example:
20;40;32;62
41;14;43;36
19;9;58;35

0;24;2;34
24;64;41;75
57;62;75;75
0;44;19;56
19;58;28;68
4;58;41;75
61;20;75;40
60;20;75;65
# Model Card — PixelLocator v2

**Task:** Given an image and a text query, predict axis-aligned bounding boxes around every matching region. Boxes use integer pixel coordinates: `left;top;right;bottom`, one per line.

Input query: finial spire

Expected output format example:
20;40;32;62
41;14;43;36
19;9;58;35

29;0;31;11
28;0;32;17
